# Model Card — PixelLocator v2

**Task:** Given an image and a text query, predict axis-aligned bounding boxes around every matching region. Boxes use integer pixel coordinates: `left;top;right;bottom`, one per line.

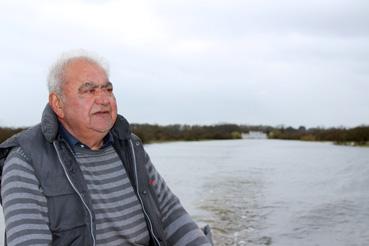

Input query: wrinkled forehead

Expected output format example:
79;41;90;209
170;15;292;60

63;59;109;87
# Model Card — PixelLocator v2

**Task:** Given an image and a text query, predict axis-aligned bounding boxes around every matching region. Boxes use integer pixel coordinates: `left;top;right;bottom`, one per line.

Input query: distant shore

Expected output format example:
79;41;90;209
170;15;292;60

267;125;369;147
1;124;368;146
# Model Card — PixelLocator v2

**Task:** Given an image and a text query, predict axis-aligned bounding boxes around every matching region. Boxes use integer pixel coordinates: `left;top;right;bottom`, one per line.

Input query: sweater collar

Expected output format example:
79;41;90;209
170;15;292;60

59;124;113;150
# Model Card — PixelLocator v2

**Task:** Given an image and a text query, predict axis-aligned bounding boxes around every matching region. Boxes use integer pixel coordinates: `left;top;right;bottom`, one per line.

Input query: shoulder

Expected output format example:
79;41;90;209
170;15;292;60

1;125;48;184
1;146;34;182
129;133;150;163
130;133;144;145
9;124;51;160
16;124;43;144
3;146;34;174
0;124;42;154
6;146;31;162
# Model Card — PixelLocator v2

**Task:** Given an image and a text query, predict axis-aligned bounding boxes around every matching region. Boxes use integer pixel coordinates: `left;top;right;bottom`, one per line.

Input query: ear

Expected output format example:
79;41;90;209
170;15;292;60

49;93;65;118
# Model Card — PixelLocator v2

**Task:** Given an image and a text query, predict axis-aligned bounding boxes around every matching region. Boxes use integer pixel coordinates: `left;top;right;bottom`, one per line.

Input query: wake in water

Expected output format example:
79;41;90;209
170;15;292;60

196;174;272;246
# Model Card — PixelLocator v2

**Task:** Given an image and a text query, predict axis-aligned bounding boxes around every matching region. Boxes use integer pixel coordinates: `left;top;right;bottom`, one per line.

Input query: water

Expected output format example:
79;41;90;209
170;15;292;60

0;139;368;245
145;139;369;246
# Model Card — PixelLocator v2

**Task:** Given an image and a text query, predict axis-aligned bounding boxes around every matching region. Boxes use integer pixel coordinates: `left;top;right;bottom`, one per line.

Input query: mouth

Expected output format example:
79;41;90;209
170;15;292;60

92;110;110;115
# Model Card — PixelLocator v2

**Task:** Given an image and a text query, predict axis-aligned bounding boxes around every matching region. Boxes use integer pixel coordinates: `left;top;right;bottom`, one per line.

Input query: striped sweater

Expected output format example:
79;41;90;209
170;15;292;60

1;145;210;246
75;145;150;245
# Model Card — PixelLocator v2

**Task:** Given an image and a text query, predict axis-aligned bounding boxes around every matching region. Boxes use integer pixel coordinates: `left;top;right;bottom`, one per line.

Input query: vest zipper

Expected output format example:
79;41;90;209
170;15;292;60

53;141;96;246
129;140;161;245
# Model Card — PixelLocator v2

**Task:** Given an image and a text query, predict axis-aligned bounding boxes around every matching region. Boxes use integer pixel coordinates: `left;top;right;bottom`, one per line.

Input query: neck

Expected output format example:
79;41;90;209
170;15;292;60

77;135;105;150
60;122;107;150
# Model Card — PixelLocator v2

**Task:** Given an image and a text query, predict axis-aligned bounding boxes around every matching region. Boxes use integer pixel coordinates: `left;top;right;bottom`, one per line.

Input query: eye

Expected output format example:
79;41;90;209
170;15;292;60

88;88;96;94
104;84;113;94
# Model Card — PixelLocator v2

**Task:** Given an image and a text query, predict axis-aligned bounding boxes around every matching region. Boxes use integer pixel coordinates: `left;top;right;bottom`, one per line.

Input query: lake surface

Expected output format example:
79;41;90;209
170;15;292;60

0;139;368;245
145;139;369;246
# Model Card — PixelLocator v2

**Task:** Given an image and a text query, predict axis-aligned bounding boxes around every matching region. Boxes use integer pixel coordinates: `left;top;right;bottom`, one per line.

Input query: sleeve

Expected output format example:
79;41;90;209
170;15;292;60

1;147;52;246
144;151;212;246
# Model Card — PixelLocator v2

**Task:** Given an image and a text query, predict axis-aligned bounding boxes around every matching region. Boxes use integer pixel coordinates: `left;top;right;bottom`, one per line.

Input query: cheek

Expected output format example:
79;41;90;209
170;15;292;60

110;97;118;112
68;100;91;118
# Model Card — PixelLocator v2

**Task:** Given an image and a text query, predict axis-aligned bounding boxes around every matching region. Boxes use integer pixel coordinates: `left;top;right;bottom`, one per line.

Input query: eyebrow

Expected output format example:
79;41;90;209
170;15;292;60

78;81;113;92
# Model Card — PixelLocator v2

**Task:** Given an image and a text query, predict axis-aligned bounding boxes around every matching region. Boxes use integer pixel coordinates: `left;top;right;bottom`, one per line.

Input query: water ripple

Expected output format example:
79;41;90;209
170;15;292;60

196;175;272;246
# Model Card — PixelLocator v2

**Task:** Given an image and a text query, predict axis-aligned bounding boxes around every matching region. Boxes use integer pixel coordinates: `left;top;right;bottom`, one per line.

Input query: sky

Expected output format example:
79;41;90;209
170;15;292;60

0;0;368;128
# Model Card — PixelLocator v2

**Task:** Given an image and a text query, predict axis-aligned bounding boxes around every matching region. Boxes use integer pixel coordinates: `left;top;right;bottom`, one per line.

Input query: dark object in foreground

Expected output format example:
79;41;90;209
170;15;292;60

202;224;214;245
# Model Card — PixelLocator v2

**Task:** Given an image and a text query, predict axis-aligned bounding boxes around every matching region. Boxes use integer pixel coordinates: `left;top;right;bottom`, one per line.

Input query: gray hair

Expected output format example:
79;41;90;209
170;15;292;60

47;50;110;95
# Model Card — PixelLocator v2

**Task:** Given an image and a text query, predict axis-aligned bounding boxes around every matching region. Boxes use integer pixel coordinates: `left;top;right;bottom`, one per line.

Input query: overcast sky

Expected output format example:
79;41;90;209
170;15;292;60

0;0;368;128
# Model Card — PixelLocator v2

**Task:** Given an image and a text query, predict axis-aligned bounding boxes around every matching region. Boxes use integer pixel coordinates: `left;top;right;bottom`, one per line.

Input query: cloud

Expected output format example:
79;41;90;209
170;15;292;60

0;0;368;127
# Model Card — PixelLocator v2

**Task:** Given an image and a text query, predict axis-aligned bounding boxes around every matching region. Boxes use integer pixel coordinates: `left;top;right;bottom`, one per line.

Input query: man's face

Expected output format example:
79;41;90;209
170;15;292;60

59;59;117;135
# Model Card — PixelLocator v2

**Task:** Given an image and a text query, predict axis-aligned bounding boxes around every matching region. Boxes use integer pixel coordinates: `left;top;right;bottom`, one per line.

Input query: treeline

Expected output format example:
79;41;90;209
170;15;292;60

268;125;369;146
131;124;242;143
0;124;244;144
1;124;368;146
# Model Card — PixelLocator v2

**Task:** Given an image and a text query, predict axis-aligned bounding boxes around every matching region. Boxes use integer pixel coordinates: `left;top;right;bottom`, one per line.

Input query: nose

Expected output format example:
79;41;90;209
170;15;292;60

95;89;110;105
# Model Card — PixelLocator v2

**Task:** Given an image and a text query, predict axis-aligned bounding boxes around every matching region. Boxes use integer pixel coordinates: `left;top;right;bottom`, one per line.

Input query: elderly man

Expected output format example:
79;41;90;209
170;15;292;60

0;52;212;246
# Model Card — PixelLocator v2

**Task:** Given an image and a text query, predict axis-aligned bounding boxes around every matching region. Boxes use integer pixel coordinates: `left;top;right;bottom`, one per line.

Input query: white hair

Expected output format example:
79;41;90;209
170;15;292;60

47;50;110;94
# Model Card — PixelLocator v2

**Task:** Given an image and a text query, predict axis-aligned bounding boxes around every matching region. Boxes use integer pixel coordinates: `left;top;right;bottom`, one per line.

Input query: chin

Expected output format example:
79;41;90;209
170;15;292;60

90;118;114;131
94;126;113;133
88;122;112;133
